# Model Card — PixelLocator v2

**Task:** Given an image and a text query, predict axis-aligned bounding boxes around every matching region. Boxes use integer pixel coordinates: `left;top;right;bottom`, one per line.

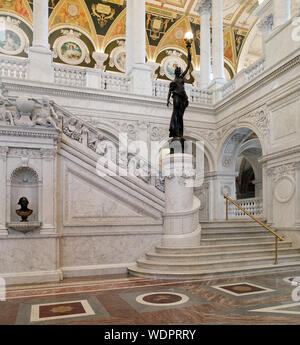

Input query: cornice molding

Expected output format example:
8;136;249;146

0;125;60;139
3;79;214;112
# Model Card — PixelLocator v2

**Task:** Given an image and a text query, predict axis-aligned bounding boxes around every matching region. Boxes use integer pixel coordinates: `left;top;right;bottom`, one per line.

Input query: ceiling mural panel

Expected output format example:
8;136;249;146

50;27;96;67
49;0;98;49
0;0;263;77
0;0;32;24
0;13;32;57
103;6;125;50
85;0;125;35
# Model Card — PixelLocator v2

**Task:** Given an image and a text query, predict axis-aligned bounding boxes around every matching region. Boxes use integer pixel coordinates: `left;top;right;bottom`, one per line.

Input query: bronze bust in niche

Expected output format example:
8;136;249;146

16;197;33;222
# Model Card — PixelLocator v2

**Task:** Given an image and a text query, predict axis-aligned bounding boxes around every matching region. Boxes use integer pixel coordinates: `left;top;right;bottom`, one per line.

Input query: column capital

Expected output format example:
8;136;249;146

0;146;9;158
257;14;274;34
196;0;212;15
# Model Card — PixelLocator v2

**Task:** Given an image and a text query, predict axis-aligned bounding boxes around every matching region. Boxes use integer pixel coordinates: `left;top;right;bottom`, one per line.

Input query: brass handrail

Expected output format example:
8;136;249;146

224;195;283;264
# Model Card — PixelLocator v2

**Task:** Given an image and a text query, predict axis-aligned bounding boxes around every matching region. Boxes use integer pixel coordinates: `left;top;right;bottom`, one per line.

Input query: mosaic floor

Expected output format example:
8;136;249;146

1;270;300;325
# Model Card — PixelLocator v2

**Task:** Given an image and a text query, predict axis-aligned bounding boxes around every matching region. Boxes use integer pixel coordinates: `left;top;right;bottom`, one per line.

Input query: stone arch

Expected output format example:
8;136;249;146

235;137;263;199
218;127;263;202
217;128;263;171
217;118;268;161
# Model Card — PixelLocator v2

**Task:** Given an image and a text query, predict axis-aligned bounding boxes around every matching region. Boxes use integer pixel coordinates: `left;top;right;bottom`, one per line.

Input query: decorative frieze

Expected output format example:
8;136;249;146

40;148;57;159
240;107;270;136
267;163;296;181
268;163;297;204
150;125;168;142
8;148;41;158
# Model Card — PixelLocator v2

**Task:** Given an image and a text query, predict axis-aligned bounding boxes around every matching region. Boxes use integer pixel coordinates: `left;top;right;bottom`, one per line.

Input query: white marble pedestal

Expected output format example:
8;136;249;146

162;153;201;247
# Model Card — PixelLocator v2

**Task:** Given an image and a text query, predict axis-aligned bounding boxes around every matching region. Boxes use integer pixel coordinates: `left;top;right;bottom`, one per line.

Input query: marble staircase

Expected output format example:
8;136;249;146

128;220;300;279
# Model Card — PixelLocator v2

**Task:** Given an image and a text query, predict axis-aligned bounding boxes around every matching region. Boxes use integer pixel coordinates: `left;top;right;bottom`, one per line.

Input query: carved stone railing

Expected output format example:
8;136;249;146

219;79;236;99
228;197;263;218
217;58;266;101
100;71;130;92
244;58;266;83
52;103;165;192
152;79;169;99
0;54;266;104
0;55;28;80
152;79;213;105
54;63;87;87
186;84;213;105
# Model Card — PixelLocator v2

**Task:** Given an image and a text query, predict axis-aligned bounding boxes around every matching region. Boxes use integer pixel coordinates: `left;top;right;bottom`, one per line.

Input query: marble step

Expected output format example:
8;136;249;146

146;247;300;263
155;240;293;254
201;229;275;238
200;235;278;245
136;253;300;271
200;220;267;229
127;261;300;280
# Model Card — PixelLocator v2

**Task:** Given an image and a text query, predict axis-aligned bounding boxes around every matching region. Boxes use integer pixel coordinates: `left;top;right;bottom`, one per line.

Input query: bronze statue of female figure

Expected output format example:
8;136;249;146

167;42;192;139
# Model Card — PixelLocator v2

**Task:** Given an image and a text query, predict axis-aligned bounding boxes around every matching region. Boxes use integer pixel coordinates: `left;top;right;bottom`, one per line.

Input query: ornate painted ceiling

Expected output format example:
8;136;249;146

0;0;264;79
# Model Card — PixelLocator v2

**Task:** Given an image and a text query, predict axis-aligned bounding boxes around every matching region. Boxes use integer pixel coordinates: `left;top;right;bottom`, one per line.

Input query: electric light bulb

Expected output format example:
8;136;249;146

184;32;193;40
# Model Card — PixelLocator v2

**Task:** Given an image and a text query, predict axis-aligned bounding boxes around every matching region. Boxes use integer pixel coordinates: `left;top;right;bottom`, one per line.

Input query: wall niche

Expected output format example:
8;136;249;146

8;166;41;232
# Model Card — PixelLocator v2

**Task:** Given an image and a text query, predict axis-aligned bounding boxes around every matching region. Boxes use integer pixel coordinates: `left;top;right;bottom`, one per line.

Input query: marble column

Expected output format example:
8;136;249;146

196;0;212;89
126;0;152;96
257;14;274;55
211;0;226;88
40;148;57;234
208;171;238;220
28;0;54;83
162;153;201;247
273;0;291;29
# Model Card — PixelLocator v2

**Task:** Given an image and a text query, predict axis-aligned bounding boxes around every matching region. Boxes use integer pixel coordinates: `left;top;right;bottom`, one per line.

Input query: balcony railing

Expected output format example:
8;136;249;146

218;57;266;101
54;64;87;87
245;58;266;83
0;54;266;105
228;197;263;218
152;79;213;105
100;71;130;92
0;55;28;80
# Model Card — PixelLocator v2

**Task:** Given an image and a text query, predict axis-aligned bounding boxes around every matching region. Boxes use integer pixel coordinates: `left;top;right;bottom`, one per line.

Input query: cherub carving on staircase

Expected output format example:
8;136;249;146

0;86;15;125
31;96;61;131
62;117;84;142
87;132;105;153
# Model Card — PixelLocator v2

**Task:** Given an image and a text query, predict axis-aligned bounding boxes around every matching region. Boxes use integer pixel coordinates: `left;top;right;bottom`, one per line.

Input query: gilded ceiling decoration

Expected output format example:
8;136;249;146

0;0;263;77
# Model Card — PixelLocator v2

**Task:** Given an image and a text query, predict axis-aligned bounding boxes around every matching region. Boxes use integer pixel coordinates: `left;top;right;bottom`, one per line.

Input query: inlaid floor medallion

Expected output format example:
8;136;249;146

120;288;207;313
30;300;94;322
15;297;109;324
136;292;189;306
211;282;274;296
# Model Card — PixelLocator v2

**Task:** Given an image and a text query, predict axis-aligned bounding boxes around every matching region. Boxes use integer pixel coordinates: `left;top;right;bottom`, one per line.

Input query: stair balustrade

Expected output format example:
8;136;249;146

52;102;165;192
228;197;263;218
224;195;283;264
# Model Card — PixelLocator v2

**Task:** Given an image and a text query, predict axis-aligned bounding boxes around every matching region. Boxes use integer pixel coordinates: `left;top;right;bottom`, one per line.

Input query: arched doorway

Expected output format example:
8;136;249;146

217;128;263;219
